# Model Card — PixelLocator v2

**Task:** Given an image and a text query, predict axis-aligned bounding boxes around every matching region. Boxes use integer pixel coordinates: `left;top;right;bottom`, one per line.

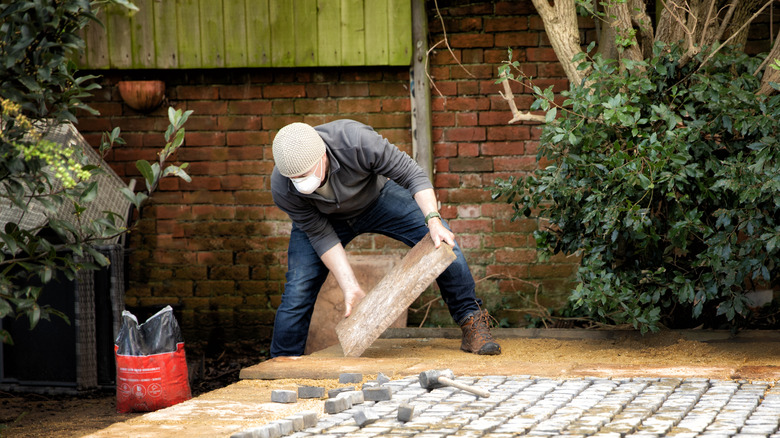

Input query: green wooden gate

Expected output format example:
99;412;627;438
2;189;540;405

80;0;412;69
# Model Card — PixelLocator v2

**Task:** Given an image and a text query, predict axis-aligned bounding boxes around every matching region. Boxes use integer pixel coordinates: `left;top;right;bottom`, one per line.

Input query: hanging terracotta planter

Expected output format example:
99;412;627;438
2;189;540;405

118;80;165;113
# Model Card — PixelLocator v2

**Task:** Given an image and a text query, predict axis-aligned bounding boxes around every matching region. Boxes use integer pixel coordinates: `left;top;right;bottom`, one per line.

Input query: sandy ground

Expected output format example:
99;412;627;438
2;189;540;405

2;330;779;437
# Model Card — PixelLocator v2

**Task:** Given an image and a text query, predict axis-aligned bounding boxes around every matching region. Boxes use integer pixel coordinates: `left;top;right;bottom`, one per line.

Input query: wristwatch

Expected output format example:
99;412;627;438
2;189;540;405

424;211;442;225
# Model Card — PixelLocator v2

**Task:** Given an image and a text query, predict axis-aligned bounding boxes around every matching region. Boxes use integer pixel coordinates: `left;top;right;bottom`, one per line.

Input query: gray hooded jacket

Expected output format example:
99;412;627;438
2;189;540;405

271;119;433;256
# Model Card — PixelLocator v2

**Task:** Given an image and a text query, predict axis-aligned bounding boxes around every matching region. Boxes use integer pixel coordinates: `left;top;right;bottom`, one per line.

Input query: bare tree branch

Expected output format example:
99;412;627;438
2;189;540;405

696;0;774;70
499;72;547;124
713;1;738;44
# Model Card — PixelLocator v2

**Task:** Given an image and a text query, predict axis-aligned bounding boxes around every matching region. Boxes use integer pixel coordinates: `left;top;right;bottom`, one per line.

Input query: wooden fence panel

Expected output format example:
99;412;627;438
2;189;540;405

246;0;272;66
107;6;132;68
317;0;341;66
130;0;155;68
388;0;412;65
340;0;365;66
81;0;411;68
200;0;225;68
154;0;178;68
295;0;318;66
223;0;247;67
270;1;295;66
364;0;388;65
176;0;201;68
85;8;109;68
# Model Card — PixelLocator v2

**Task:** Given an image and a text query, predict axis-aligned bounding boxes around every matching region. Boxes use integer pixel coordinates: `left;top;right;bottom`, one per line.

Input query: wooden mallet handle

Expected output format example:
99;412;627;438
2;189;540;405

437;376;490;398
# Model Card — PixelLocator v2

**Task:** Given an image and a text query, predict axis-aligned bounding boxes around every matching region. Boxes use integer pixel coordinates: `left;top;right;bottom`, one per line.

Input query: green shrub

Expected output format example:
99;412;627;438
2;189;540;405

1;0;189;344
493;43;780;332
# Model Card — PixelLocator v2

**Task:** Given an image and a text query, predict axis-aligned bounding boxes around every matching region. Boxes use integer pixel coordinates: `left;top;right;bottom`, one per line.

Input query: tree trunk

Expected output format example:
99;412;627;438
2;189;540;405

655;0;689;45
605;1;644;63
530;0;586;86
723;0;766;51
758;28;780;96
629;0;655;59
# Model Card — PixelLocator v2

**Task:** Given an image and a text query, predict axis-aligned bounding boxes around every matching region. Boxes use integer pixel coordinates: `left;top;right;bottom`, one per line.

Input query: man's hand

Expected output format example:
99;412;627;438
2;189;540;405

427;218;455;248
343;286;367;318
320;244;366;318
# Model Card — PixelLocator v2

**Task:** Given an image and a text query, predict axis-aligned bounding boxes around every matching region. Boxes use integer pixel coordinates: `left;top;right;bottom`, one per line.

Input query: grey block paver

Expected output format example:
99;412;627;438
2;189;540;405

259;375;780;437
298;386;325;399
271;389;297;403
339;373;363;384
328;386;356;398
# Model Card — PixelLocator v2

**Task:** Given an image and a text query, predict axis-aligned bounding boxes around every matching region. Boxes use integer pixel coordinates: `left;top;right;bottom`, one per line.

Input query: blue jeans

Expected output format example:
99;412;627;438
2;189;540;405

270;180;482;357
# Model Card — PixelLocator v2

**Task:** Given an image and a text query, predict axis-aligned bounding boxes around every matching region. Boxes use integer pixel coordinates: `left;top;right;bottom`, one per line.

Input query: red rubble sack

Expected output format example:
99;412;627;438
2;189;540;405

115;306;191;413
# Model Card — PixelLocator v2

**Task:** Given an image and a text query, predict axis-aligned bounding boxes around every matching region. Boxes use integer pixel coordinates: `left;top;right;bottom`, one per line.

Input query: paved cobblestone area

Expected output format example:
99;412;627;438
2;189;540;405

292;375;780;438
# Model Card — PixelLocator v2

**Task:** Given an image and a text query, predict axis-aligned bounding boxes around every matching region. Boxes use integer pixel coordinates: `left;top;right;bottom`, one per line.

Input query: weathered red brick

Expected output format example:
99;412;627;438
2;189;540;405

485;17;528;32
487;125;532;141
262;84;305;98
186;160;228;175
456;81;480;96
369;82;409;97
227;131;270;146
495;1;537;15
458;143;479;157
184;176;221;191
176;85;219;100
435;173;460;188
184;132;226;147
338;98;382;113
295;99;338;114
340;71;383;81
227;100;272;115
450;33;494;48
456;113;478;127
442;3;493;17
448;188;492;203
451;64;495;79
431;49;461;65
449;157;493;172
480;141;525;156
262;116;304;130
364;113;411;129
493;156;538;172
444;127;486;142
433;142;458;157
185;100;228;116
528;264;578;279
433;113;456;127
486;264;529;278
154;205;192;220
526;48;560;62
217;116;263;131
495;32;539;47
329;83;369;97
381;98;411;112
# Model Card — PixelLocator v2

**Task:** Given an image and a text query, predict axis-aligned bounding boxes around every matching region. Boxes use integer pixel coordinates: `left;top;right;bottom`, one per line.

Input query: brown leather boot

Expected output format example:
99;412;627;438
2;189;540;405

459;309;501;355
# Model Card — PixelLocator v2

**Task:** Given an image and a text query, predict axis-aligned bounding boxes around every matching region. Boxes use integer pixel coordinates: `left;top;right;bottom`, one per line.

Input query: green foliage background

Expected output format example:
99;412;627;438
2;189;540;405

494;43;780;332
0;0;190;344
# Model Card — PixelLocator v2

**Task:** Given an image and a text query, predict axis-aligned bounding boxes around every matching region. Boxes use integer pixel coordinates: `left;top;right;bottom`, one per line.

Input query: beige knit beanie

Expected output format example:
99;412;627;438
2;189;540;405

272;122;326;177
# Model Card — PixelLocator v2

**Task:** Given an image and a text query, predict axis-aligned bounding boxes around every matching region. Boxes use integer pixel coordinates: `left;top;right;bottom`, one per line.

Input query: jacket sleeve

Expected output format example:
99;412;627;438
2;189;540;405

348;123;433;195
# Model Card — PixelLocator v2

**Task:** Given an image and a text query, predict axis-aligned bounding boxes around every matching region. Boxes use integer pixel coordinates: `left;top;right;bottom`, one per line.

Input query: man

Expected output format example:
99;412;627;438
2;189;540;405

269;119;501;357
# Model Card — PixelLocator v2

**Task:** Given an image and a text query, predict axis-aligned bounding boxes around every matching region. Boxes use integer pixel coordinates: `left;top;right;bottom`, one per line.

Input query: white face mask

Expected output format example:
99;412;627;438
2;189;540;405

291;157;322;194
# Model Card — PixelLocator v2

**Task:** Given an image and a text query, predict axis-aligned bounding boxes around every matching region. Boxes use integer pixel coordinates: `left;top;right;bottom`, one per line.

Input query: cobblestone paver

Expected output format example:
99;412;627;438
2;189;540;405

288;376;780;437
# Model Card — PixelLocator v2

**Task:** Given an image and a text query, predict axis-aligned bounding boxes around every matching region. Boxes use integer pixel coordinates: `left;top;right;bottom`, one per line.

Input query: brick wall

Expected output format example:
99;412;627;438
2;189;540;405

75;1;582;354
76;1;777;354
